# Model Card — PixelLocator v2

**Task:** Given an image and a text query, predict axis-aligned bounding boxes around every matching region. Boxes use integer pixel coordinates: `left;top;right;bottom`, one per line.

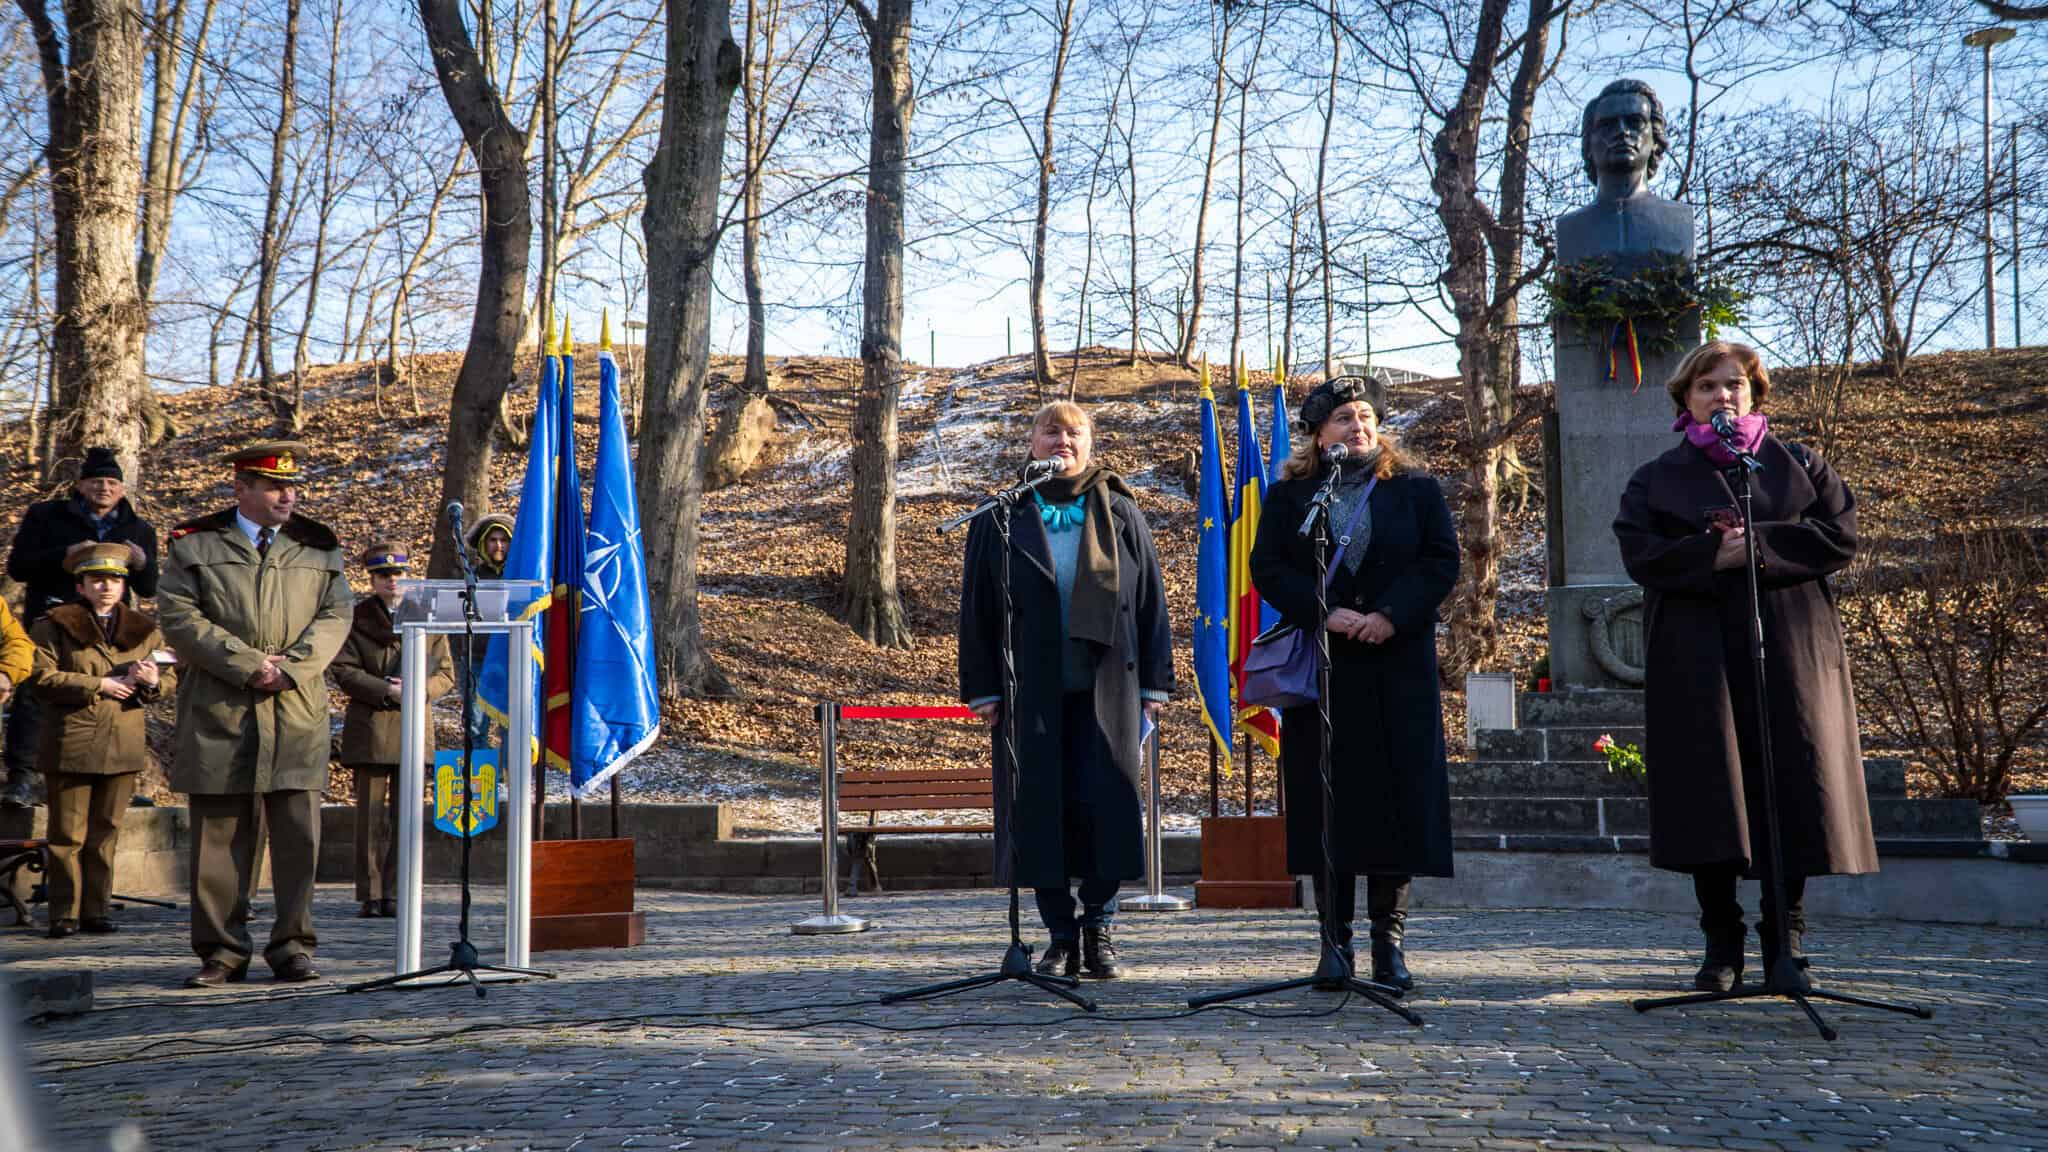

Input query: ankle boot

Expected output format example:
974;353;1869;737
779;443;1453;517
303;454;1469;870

1081;922;1122;980
1694;925;1745;992
1366;875;1414;994
1034;938;1079;978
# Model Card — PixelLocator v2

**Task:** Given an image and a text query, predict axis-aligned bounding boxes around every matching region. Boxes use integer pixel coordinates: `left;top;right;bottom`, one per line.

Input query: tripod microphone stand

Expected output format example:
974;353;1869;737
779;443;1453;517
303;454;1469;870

1189;453;1420;1026
1631;427;1930;1040
350;502;554;998
883;464;1095;1012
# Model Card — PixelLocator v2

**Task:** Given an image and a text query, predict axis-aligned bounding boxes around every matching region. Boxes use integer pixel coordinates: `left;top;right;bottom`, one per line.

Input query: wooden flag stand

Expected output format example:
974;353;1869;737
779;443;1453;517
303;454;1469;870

530;836;645;951
1194;735;1299;909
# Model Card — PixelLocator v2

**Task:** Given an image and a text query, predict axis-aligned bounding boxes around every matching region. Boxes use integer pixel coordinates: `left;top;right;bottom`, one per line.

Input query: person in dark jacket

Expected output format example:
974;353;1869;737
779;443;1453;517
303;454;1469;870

4;447;159;809
330;542;453;918
27;544;175;937
1250;377;1459;994
959;401;1173;981
1614;341;1876;993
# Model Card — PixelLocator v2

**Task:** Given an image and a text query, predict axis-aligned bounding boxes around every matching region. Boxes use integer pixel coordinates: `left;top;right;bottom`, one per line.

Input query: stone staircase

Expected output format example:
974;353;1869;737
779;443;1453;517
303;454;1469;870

1453;689;1981;844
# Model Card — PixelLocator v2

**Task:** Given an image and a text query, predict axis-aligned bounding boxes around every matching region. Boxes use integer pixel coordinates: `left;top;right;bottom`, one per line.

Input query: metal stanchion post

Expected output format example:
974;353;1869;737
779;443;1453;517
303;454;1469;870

1124;727;1190;912
793;701;869;934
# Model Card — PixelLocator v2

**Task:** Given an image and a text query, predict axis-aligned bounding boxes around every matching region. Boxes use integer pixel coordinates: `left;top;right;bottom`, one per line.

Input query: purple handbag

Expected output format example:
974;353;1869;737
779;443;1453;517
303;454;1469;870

1240;477;1376;710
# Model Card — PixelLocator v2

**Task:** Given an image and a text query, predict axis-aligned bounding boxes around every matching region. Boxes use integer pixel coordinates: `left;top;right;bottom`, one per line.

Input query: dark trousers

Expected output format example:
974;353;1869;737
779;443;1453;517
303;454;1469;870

44;770;138;922
1034;877;1120;943
2;690;43;783
1311;872;1411;948
351;766;399;902
190;790;320;971
1693;863;1806;941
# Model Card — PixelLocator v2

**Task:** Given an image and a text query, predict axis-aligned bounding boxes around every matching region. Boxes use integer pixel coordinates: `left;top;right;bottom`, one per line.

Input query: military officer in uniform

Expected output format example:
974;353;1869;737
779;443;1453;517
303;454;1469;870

331;541;452;918
28;544;175;937
158;442;353;987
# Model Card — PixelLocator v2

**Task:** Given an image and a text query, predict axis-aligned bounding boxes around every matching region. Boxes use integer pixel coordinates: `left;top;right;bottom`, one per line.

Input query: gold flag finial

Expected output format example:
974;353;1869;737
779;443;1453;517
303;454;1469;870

561;314;575;356
1199;353;1214;401
600;309;613;352
544;308;558;356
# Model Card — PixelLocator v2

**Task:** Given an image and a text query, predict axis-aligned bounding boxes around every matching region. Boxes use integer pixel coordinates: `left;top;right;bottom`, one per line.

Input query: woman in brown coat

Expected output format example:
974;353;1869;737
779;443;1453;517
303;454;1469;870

330;542;452;918
1613;341;1877;993
27;544;176;937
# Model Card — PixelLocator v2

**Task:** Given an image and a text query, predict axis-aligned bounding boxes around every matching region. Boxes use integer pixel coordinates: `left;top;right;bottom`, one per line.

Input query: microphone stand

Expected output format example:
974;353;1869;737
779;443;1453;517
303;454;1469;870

1632;437;1929;1040
350;504;554;998
1191;456;1421;1026
884;465;1095;1011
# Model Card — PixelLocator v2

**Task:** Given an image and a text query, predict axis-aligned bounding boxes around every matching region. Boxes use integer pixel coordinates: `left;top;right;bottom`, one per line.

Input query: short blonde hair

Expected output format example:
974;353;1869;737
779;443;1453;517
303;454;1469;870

1030;401;1093;437
1665;341;1772;416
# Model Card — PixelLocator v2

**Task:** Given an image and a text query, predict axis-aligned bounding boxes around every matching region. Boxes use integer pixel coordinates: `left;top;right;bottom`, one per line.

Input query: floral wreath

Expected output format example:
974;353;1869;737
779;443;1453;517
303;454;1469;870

1541;254;1748;392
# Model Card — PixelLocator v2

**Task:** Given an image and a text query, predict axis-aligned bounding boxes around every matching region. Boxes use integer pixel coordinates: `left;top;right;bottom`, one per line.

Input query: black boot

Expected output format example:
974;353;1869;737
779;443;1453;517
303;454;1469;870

1694;925;1746;992
1080;922;1123;980
1366;875;1414;994
1034;938;1079;978
1760;875;1810;982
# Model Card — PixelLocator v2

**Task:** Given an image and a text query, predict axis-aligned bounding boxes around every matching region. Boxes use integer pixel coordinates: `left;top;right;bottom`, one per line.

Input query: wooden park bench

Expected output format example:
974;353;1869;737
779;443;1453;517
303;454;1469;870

837;766;995;894
0;839;49;927
816;703;994;895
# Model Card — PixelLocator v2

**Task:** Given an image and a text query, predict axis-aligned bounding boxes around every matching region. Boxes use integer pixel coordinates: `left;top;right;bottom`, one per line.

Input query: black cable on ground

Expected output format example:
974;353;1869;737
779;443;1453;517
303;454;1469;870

32;994;1364;1074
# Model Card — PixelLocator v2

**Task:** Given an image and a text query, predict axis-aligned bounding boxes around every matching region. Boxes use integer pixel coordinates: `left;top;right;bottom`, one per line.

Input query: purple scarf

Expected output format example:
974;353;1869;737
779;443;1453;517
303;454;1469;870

1673;410;1767;468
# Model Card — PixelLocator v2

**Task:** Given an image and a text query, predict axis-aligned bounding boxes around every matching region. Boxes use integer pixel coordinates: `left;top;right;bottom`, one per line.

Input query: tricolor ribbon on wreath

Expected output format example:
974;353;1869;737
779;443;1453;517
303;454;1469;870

1606;318;1643;393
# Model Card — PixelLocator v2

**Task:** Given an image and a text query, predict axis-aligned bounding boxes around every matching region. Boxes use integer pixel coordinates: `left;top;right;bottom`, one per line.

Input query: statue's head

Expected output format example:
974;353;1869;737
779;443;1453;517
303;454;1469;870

1580;78;1668;186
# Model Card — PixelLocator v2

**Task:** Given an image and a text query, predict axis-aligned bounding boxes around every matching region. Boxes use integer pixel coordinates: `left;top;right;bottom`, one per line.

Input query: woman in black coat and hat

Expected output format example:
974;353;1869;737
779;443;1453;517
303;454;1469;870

1613;341;1876;993
958;401;1173;981
1250;378;1459;993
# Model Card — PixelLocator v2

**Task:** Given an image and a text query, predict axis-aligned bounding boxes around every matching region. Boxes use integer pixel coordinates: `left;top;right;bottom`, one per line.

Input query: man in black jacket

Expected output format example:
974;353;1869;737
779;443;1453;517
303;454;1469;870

3;448;160;808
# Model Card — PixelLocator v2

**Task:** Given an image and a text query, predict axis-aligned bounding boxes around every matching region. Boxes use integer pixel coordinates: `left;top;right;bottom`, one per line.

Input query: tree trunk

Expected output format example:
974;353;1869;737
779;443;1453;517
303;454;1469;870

539;0;559;344
1429;0;1513;679
1484;0;1552;514
1027;0;1079;397
840;0;913;649
253;0;302;431
290;0;343;416
1175;3;1233;367
22;0;151;484
703;0;779;481
639;0;742;696
1314;5;1337;379
419;0;532;579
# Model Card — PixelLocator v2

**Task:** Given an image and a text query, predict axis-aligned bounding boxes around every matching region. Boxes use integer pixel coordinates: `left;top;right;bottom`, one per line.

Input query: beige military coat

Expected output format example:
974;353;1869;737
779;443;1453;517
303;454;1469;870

157;509;354;794
28;603;177;777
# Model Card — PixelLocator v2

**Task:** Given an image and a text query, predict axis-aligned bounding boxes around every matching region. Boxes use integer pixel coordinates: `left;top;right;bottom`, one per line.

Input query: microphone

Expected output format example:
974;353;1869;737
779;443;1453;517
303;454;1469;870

1321;444;1349;467
1023;457;1063;479
446;500;466;537
1708;409;1738;440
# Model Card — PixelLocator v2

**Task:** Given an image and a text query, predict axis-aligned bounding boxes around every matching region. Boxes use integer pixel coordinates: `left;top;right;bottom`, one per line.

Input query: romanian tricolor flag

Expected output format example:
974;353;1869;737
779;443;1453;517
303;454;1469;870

1263;361;1291;635
1228;368;1280;757
544;318;586;773
1193;359;1234;774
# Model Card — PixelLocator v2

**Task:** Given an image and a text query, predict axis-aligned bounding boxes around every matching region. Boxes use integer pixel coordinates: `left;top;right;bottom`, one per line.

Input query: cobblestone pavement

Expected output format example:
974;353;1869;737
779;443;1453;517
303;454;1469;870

4;885;2043;1151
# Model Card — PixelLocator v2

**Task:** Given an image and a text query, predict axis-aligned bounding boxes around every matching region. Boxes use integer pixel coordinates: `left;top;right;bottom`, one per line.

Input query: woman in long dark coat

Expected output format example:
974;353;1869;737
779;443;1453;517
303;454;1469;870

1251;378;1459;993
1614;340;1876;993
958;401;1173;981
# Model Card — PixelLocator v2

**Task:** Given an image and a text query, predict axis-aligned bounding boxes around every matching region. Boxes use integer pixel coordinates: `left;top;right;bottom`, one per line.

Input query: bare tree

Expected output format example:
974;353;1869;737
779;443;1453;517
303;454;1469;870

840;0;914;648
640;0;742;696
290;0;346;409
1175;0;1236;367
18;0;152;481
1313;2;1337;378
1225;5;1268;380
252;0;303;430
419;0;533;578
1026;0;1081;396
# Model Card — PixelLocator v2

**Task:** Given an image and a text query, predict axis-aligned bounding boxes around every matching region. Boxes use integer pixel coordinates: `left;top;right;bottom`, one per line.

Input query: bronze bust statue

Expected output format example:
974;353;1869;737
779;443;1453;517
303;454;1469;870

1555;79;1694;271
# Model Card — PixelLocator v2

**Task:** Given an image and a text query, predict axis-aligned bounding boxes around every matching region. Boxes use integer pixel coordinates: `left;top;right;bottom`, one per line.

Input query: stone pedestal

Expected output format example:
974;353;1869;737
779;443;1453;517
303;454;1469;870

1545;311;1697;689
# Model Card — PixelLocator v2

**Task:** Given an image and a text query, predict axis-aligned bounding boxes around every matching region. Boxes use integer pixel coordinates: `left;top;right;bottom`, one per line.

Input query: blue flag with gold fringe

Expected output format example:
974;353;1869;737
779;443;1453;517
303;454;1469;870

570;315;661;794
1194;360;1233;773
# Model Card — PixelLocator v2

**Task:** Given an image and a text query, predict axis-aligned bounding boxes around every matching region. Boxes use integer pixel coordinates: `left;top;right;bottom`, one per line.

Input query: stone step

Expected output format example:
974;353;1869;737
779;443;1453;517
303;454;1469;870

1450;758;1909;797
1516;689;1644;727
1474;725;1645;762
1449;795;1979;838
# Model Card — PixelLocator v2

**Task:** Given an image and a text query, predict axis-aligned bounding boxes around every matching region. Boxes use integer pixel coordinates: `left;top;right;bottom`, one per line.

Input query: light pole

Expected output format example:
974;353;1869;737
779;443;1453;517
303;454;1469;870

1964;25;2016;350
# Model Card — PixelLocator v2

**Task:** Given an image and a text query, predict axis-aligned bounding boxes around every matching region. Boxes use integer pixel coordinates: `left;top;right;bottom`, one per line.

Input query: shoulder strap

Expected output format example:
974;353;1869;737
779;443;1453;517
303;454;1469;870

1324;476;1378;588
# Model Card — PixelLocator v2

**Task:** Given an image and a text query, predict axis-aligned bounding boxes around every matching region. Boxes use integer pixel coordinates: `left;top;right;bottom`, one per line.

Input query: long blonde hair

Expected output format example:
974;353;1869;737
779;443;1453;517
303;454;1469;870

1277;428;1418;481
